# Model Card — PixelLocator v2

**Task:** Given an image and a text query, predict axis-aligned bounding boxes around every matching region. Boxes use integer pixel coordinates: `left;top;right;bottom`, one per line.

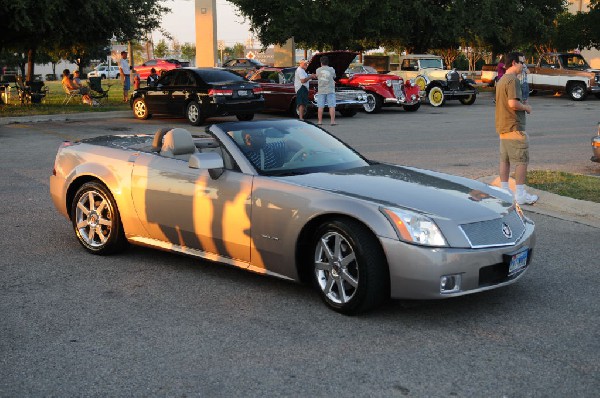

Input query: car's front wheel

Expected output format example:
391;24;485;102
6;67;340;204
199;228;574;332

186;100;204;126
363;93;383;114
236;114;255;121
567;82;587;101
71;181;127;255
428;86;445;107
312;218;389;315
132;97;151;120
403;103;421;112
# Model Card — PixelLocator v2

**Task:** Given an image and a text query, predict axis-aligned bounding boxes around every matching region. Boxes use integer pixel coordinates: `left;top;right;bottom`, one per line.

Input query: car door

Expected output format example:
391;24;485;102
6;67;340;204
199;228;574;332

534;55;560;89
145;71;176;114
168;70;194;115
130;151;253;263
250;70;293;111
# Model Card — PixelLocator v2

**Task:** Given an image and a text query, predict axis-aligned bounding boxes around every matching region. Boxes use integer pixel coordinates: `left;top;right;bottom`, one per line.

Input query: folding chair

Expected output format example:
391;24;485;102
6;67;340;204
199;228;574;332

62;82;83;104
15;76;32;104
88;77;111;105
26;80;48;104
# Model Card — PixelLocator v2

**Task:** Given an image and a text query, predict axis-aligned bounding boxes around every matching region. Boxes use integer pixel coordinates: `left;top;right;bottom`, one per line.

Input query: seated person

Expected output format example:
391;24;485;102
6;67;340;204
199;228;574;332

147;68;159;86
240;130;301;170
62;69;92;104
72;70;90;94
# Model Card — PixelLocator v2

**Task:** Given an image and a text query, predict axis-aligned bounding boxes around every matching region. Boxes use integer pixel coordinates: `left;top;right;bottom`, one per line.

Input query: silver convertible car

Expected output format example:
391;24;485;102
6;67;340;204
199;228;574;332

50;120;535;314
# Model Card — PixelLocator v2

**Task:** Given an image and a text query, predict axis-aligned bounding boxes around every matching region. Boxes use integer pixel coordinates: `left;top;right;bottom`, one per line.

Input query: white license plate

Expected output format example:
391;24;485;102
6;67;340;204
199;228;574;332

508;249;528;275
238;90;249;96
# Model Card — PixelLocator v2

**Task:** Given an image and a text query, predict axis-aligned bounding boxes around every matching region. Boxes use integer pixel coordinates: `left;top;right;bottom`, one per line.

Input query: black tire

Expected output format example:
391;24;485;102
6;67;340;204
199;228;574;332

339;109;357;117
101;74;106;80
186;100;204;126
71;181;127;255
312;218;389;315
116;73;120;79
236;113;255;121
459;93;476;105
428;86;445;107
403;103;421;112
132;97;151;120
363;93;383;114
567;82;587;101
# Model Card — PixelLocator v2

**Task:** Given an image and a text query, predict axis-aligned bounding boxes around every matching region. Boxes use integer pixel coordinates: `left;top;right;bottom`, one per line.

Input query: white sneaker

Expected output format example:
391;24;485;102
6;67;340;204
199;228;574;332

516;191;538;205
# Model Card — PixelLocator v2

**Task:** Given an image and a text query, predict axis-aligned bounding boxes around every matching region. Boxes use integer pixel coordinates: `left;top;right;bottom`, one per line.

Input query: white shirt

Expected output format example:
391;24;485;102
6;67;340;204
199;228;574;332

294;67;309;92
119;58;131;75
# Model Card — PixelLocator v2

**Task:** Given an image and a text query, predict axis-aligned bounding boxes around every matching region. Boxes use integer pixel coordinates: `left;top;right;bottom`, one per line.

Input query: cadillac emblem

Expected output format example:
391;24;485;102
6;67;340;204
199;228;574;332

501;222;512;239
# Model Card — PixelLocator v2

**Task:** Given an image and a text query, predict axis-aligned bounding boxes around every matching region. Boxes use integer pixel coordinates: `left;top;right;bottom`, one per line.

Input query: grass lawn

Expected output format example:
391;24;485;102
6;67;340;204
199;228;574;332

1;79;130;116
528;170;600;203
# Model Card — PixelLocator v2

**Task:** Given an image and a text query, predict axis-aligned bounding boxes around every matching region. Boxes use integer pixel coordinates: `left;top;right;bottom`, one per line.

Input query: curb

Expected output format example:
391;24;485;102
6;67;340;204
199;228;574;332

0;111;130;126
478;176;600;229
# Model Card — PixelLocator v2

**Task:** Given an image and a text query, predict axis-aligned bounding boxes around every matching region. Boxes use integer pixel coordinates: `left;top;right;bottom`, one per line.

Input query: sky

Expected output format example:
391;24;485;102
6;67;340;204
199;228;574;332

157;0;254;47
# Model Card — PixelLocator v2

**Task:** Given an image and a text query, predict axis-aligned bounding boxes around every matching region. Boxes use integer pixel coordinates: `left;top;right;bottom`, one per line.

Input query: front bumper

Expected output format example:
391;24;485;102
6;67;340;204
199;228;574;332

384;95;420;106
589;85;600;94
382;220;535;299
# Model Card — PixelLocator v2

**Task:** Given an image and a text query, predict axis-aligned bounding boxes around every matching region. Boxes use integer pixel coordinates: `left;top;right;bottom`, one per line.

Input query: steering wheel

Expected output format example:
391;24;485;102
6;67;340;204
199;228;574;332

289;148;317;163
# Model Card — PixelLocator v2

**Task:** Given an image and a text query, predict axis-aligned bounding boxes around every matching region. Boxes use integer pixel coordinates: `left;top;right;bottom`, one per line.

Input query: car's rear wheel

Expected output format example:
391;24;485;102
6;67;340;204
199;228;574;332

403;103;421;112
71;182;127;255
428;86;445;107
186;100;204;126
567;82;587;101
236;114;255;121
116;73;120;79
339;109;357;117
132;97;151;120
363;93;382;114
459;93;476;105
312;218;389;315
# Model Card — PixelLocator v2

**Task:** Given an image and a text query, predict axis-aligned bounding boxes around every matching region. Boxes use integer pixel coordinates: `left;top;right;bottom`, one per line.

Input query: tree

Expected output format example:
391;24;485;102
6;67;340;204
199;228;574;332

0;0;169;80
154;39;169;58
181;43;196;63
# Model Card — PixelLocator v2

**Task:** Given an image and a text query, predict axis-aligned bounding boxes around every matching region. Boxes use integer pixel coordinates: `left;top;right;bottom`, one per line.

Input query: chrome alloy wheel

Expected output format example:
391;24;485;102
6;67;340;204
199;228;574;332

75;189;114;249
314;231;359;304
133;98;150;119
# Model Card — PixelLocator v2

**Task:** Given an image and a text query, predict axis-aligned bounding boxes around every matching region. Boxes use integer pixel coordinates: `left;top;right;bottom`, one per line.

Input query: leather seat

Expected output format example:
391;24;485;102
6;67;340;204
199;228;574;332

160;128;198;161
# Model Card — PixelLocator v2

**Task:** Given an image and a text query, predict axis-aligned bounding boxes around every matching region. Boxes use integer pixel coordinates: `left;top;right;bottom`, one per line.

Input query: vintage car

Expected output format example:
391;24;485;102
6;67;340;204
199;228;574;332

248;52;368;117
130;68;264;125
389;54;477;107
223;58;266;77
529;53;600;101
133;59;188;80
50;119;535;314
339;63;420;113
592;123;600;162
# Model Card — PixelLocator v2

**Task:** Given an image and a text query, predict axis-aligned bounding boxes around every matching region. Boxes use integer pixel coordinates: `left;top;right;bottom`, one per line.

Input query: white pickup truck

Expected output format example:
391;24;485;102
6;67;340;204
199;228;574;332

529;52;600;101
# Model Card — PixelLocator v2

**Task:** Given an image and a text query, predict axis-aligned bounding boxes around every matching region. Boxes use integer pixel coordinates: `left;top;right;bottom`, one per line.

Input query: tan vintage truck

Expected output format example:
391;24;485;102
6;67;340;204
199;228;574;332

529;52;600;100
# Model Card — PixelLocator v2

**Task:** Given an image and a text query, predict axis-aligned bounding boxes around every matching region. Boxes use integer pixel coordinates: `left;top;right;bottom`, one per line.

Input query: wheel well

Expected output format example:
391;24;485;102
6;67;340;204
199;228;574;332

65;176;104;220
294;213;388;284
566;80;585;89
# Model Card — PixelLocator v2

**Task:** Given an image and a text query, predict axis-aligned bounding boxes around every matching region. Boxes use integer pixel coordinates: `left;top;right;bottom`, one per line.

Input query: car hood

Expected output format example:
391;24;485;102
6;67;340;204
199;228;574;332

306;51;358;79
280;163;512;223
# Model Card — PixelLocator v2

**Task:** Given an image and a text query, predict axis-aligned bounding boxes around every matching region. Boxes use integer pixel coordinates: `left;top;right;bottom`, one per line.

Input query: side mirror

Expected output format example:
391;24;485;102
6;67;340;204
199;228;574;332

189;152;225;179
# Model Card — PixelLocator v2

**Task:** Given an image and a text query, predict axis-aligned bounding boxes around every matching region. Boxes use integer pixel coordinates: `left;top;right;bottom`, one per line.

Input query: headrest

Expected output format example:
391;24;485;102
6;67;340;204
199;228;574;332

151;127;173;152
161;128;196;156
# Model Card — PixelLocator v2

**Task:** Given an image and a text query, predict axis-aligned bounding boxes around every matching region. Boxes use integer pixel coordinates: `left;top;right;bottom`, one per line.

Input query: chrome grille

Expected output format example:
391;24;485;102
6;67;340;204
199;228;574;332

459;210;525;248
332;89;367;104
392;82;405;100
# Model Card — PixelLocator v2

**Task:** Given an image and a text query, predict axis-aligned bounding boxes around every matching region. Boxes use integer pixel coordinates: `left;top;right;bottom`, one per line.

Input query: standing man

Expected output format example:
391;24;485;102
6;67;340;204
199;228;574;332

294;59;314;121
119;51;131;102
316;56;337;126
495;52;537;205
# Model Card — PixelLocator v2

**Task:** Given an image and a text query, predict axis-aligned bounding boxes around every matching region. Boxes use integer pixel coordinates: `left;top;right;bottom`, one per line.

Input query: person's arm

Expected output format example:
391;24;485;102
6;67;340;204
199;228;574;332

508;99;531;114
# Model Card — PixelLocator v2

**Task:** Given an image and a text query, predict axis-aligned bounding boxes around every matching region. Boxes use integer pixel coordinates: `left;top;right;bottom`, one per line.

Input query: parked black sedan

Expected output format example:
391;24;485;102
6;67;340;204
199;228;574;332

131;68;265;126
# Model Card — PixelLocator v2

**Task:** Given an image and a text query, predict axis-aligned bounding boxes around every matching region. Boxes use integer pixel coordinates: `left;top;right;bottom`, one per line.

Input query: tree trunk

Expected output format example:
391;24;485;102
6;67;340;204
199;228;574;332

26;48;35;82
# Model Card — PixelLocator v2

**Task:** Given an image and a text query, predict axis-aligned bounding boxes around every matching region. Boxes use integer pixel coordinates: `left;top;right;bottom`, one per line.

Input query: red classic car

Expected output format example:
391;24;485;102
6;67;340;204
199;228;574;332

133;59;188;79
339;63;421;113
248;67;367;117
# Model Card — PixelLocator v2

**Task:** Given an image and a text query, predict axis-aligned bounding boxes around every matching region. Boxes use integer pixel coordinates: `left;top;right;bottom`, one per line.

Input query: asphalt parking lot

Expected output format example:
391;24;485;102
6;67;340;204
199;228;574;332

1;91;599;396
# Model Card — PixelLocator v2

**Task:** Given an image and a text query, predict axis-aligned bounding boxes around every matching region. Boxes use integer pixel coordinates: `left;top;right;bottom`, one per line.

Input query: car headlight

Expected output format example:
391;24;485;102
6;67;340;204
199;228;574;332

385;80;393;87
381;207;447;247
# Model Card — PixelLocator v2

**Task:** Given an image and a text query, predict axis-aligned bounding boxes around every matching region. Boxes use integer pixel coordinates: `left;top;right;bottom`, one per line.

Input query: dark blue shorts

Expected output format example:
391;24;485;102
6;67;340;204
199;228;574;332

296;86;309;107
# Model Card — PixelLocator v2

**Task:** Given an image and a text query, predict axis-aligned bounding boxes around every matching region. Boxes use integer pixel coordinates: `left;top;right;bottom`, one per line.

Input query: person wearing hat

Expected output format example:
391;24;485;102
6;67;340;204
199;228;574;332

119;51;131;102
294;59;315;120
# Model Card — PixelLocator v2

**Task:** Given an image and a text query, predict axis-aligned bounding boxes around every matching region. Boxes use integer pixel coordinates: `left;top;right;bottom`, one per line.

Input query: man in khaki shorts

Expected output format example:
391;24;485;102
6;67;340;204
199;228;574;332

495;51;538;205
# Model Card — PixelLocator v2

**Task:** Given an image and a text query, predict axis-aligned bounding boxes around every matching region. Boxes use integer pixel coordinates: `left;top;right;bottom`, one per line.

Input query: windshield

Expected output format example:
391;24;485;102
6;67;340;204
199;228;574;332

560;54;590;70
419;59;443;69
220;120;369;175
197;69;247;83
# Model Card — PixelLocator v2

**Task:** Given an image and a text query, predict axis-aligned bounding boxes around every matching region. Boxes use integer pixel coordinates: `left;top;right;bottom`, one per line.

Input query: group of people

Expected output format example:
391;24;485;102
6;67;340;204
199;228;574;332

61;69;94;105
294;55;338;125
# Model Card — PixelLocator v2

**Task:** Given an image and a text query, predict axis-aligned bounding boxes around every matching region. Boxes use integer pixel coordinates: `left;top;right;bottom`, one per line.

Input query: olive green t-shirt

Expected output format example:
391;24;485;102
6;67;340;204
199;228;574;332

495;73;526;134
